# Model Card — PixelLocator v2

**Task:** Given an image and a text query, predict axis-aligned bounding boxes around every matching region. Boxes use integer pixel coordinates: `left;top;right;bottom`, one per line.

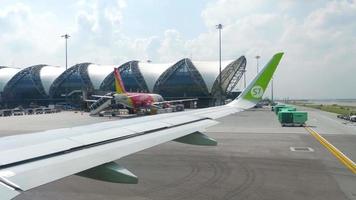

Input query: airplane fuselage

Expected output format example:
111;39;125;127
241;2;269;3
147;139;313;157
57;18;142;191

113;93;164;108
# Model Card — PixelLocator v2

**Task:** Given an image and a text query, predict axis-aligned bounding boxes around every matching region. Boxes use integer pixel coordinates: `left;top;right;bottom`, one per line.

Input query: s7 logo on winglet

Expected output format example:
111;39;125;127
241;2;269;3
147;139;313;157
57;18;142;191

250;85;264;98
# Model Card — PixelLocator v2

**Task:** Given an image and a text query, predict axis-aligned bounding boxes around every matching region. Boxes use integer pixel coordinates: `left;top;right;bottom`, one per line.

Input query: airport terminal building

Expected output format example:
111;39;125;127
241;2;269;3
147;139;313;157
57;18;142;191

0;57;246;108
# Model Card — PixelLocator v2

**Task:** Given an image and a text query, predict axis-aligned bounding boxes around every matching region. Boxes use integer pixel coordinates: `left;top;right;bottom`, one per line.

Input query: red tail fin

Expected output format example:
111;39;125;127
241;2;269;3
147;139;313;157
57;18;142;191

114;68;126;93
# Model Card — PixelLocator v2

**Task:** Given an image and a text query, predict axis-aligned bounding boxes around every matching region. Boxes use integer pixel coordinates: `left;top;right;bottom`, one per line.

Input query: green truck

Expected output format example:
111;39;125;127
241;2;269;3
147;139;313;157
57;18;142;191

280;107;297;112
274;105;296;114
273;104;286;114
278;111;308;126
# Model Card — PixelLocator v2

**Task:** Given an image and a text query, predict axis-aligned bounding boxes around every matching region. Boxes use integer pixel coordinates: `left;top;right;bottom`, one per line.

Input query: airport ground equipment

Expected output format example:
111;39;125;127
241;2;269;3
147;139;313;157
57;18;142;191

271;103;286;111
350;115;356;122
278;111;308;126
280;106;297;112
275;105;296;115
274;104;286;114
278;107;296;123
0;110;12;117
90;96;113;115
337;114;356;122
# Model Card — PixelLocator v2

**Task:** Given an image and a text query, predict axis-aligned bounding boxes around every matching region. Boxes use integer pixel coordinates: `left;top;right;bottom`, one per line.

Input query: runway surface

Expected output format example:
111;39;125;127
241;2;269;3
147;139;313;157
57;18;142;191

0;108;355;200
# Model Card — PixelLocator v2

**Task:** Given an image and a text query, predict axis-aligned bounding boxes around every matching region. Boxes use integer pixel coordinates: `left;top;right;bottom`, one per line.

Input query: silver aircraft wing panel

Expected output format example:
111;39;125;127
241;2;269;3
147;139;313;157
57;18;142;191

0;111;221;197
0;105;243;200
0;105;242;199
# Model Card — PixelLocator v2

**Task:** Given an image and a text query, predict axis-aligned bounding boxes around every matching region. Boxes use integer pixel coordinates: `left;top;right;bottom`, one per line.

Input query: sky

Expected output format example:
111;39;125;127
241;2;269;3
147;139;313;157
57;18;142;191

0;0;355;99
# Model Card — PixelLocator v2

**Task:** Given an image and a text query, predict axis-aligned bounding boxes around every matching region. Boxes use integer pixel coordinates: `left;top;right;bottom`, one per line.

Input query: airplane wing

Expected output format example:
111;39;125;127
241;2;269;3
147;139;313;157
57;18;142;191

0;53;283;200
125;94;141;98
91;95;113;99
152;98;198;105
84;99;99;102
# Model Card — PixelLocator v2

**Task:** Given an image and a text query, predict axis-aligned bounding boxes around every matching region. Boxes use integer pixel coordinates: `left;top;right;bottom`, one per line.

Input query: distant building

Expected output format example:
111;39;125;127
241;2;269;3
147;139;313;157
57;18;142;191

0;57;246;108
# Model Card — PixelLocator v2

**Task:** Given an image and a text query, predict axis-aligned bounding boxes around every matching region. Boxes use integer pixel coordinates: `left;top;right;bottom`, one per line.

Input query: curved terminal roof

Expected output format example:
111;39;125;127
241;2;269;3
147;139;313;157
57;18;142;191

40;66;65;95
0;67;21;92
99;62;133;92
87;64;116;90
1;56;246;106
49;63;91;97
3;65;50;96
138;62;173;92
101;61;168;93
1;65;61;104
153;58;210;98
192;60;232;92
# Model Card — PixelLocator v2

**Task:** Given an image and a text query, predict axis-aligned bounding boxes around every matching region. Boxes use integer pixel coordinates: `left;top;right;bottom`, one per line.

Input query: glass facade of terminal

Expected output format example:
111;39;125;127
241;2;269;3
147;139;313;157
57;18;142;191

153;59;209;98
50;63;93;103
119;61;149;92
0;56;246;108
2;65;48;106
100;61;149;93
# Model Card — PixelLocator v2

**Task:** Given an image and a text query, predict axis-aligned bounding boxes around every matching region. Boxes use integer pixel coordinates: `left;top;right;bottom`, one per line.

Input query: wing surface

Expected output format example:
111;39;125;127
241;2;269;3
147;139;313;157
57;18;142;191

91;95;113;99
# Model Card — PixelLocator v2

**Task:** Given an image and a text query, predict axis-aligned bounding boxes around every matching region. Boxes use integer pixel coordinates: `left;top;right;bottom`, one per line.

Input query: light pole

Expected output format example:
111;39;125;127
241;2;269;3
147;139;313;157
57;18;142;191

271;77;274;104
255;55;260;74
61;34;70;70
61;34;70;103
216;24;223;105
243;69;247;89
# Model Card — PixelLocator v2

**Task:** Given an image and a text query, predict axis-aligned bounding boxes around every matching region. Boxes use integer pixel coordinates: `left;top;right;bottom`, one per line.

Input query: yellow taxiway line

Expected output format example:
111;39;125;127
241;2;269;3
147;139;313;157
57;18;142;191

305;127;356;174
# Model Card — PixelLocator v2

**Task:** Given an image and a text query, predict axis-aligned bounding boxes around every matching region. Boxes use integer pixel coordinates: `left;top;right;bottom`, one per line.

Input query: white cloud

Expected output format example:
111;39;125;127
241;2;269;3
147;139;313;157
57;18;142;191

0;3;64;67
0;3;30;34
183;0;356;99
157;29;188;62
272;0;356;99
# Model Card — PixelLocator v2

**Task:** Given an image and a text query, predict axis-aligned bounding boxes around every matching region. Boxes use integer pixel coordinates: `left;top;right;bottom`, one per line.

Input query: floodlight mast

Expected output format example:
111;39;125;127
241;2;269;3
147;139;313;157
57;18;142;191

61;34;70;70
243;69;247;89
216;24;223;105
61;34;70;103
255;55;260;74
271;77;274;104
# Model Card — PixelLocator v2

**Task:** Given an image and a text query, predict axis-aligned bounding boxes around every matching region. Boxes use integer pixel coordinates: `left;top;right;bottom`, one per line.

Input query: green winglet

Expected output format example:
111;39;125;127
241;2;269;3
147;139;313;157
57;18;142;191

229;52;284;108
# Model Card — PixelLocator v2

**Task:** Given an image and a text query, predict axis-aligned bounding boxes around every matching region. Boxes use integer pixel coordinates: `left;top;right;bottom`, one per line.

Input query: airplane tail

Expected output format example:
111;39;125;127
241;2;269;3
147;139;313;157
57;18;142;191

229;52;284;109
114;68;127;94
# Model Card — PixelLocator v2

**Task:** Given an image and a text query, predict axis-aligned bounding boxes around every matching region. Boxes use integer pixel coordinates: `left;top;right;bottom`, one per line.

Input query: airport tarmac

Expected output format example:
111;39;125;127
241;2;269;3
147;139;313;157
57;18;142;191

0;111;117;137
0;108;355;200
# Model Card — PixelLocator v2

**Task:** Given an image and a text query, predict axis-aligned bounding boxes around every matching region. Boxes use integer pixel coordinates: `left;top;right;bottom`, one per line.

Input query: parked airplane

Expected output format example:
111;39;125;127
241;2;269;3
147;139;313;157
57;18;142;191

89;68;196;114
0;52;284;200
